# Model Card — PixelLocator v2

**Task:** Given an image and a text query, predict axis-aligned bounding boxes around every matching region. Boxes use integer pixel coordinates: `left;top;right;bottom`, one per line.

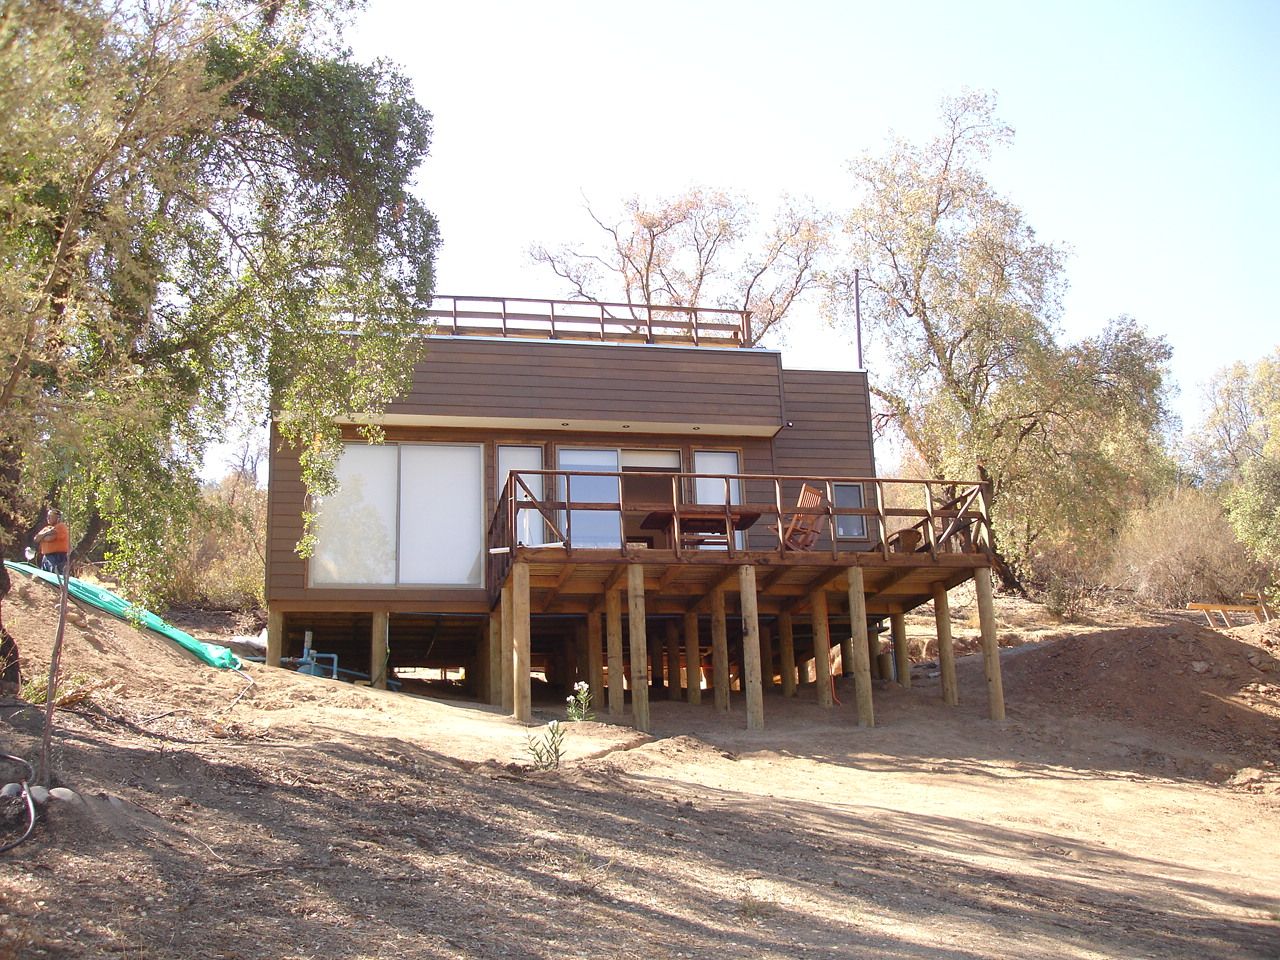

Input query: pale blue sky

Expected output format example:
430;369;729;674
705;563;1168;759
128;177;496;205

346;0;1279;434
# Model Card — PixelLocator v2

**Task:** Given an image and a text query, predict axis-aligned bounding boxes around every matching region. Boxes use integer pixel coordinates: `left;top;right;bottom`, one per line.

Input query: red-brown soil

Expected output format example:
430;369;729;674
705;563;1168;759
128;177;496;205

1;573;1277;959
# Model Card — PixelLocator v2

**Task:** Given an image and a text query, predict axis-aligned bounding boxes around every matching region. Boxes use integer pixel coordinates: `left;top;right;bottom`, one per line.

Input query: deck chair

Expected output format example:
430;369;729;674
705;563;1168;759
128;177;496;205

775;483;829;551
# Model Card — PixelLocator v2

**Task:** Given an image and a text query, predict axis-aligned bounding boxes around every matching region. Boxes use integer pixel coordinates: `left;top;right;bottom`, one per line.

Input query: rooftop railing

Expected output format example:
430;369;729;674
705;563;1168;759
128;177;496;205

423;295;752;347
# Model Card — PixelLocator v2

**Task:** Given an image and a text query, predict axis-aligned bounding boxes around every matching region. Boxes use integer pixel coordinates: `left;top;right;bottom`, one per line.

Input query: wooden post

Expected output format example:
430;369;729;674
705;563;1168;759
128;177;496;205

839;634;855;677
266;608;284;668
665;620;682;699
710;585;730;712
627;564;650;732
932;583;958;706
778;611;797;697
847;567;874;727
890;612;910;688
810;590;833;709
573;621;589;686
683;611;702;705
739;565;764;730
501;579;515;712
974;567;1006;720
759;623;774;690
485;610;501;704
587;611;605;708
512;560;531;723
370;611;389;690
605;588;625;717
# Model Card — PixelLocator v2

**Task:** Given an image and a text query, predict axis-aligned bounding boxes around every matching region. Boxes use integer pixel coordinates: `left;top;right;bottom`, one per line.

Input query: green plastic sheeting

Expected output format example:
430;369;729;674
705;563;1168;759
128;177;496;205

4;560;241;670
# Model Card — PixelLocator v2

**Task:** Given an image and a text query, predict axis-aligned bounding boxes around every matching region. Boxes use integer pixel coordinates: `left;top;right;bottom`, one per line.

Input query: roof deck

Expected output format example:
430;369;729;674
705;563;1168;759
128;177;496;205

423;295;752;347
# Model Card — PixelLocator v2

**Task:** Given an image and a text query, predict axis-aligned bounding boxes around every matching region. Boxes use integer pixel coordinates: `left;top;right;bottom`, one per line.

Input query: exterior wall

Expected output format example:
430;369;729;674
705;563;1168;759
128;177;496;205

387;336;785;432
265;341;879;611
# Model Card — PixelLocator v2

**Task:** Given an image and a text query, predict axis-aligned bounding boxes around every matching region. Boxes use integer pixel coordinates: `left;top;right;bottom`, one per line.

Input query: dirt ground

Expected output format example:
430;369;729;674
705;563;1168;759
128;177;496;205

1;572;1278;959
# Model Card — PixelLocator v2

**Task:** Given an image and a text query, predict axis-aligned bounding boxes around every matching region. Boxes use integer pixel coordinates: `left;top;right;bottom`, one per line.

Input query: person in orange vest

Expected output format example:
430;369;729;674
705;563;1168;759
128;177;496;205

33;508;70;576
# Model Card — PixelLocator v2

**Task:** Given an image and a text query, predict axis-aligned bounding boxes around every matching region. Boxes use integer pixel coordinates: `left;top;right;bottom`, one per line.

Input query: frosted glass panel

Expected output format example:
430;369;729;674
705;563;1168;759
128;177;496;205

399;445;483;585
693;450;741;506
498;446;545;546
620;449;680;468
311;445;399;585
558;448;621;548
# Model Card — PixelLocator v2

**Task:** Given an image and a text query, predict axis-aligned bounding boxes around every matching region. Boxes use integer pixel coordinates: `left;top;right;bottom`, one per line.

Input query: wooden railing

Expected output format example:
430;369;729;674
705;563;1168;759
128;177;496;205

423;295;751;346
487;471;992;592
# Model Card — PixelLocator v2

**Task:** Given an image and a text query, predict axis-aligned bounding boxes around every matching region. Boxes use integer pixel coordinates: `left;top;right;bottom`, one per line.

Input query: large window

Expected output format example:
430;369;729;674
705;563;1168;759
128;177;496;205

311;443;484;587
497;445;545;546
557;448;621;547
834;482;868;539
693;450;743;549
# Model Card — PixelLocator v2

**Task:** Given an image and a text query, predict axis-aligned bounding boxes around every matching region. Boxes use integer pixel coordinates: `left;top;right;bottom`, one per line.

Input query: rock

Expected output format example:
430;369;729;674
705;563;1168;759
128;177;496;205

28;785;49;805
1190;661;1210;674
0;782;22;799
1209;763;1234;782
48;787;82;806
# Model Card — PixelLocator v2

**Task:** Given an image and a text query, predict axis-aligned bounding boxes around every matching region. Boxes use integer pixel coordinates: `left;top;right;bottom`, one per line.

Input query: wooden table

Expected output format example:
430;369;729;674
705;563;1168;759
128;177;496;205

641;505;762;548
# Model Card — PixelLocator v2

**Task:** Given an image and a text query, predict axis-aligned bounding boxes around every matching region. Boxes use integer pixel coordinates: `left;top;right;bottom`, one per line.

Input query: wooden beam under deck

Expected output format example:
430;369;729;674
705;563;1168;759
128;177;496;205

504;546;987;619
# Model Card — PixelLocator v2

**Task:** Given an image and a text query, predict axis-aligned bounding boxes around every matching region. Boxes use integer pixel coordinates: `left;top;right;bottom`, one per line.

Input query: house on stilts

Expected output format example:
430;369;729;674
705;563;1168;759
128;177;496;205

264;295;1005;730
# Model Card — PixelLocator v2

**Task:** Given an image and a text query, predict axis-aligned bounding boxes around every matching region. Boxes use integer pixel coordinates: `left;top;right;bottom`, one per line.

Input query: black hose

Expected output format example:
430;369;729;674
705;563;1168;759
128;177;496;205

0;753;37;853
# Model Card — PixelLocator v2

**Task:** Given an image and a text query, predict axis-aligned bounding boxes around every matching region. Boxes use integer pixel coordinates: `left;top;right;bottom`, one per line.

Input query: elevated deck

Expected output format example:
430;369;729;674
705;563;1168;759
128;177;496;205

423;295;751;347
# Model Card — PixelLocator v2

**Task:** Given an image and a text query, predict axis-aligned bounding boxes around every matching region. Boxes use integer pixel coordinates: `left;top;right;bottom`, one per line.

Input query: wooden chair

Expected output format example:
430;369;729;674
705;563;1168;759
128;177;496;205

775;483;829;551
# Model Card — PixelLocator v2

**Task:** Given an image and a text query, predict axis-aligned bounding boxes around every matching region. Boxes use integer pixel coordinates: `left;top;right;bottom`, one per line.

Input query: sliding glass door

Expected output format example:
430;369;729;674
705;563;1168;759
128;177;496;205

557;448;621;548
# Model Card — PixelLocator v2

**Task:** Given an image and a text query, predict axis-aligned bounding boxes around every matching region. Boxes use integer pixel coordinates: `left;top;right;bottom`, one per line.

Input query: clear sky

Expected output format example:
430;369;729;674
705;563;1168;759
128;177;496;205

346;0;1280;435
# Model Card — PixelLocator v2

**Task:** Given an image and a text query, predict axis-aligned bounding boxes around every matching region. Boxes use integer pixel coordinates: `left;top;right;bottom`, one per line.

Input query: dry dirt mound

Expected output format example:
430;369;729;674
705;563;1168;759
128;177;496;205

1002;618;1280;766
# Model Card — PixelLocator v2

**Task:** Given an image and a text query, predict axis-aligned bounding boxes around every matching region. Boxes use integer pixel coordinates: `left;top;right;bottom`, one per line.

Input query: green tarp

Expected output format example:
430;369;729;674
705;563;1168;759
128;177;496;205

4;560;241;670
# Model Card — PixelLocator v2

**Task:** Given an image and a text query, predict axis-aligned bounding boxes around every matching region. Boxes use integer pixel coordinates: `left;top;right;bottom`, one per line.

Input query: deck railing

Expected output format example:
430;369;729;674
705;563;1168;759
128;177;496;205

423;295;751;346
486;470;992;593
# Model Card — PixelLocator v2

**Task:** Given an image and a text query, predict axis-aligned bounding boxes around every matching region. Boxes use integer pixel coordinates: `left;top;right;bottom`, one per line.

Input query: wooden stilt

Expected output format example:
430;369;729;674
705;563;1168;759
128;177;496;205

266;608;284;668
890;612;910;688
932;582;958;706
573;622;589;686
710;585;730;712
778;611;797;697
605;588;624;717
370;611;389;690
512;560;531;723
739;565;764;730
683;611;702;705
759;624;774;690
648;633;663;693
974;567;1006;720
486;609;501;705
627;564;650;732
665;620;682;700
839;634;855;678
587;611;605;708
810;590;833;708
501;579;515;712
847;567;874;727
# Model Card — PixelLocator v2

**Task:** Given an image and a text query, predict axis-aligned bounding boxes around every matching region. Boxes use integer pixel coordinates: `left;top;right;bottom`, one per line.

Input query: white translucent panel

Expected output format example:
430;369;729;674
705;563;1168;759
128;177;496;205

310;445;399;585
835;483;867;539
498;445;545;546
620;449;680;468
693;450;743;550
693;450;741;505
557;448;620;548
398;444;484;585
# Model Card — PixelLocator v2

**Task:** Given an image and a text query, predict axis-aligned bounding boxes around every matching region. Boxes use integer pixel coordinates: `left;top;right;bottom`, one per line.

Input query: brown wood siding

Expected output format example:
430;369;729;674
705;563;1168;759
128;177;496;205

772;370;876;479
266;424;777;608
391;337;784;429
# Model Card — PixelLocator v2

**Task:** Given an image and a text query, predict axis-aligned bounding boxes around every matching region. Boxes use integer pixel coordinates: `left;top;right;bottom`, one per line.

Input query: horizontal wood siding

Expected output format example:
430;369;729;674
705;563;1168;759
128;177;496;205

391;337;783;428
772;370;876;479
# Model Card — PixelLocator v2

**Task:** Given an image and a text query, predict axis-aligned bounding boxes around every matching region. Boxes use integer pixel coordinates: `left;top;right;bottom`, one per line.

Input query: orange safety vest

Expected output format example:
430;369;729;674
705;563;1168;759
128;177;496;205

39;522;69;555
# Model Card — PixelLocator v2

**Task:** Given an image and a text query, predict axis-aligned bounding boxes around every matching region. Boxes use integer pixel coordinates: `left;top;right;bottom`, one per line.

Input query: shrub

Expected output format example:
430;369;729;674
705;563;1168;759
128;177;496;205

1108;487;1267;607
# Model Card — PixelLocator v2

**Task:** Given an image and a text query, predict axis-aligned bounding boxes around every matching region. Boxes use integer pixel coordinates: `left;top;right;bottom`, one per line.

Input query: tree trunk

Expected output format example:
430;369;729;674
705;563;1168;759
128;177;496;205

976;464;1027;596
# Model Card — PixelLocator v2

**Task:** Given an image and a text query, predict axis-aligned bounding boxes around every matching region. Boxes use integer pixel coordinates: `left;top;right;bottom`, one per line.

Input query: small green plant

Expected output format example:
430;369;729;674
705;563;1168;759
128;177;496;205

565;680;594;721
526;720;566;770
19;672;108;707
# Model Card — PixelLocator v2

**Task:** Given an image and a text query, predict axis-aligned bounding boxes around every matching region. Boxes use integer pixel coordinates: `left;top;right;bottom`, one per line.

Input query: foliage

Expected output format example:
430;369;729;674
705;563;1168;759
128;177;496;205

840;92;1173;590
532;188;829;345
0;0;438;607
1107;486;1267;607
564;680;593;722
20;671;112;708
526;720;566;771
1191;349;1280;585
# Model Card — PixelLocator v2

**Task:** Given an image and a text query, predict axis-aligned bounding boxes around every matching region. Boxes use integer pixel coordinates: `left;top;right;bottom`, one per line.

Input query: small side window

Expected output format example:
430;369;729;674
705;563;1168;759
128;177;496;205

834;483;867;539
